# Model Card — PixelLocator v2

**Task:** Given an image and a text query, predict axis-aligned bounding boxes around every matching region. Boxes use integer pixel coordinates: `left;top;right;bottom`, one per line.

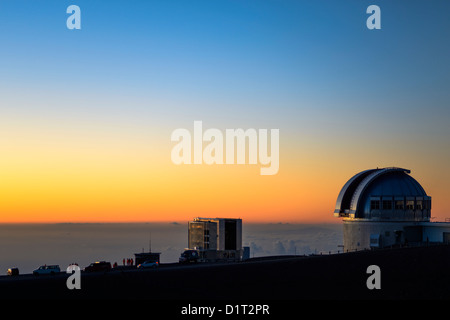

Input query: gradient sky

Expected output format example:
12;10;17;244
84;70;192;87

0;0;450;223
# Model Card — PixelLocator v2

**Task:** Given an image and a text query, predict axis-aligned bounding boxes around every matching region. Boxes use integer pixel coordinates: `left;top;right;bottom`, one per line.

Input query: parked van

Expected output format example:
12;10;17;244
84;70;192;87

33;265;60;276
84;261;111;272
179;250;199;263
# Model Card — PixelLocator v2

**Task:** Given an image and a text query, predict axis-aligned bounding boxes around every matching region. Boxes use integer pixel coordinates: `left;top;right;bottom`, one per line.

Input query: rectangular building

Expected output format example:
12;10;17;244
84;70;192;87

188;218;218;250
187;217;243;261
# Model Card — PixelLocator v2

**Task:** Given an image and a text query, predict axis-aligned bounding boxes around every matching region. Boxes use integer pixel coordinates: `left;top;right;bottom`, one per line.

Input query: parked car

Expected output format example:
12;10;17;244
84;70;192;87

84;261;111;272
179;250;199;263
7;267;19;276
33;265;60;276
137;260;159;269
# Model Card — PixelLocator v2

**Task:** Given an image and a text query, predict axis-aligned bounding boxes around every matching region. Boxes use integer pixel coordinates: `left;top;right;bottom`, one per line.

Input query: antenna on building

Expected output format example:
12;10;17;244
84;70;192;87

149;231;152;253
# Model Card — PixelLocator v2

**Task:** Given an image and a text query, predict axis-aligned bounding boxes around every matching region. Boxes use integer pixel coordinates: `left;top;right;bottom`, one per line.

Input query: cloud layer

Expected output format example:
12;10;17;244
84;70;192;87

0;223;343;274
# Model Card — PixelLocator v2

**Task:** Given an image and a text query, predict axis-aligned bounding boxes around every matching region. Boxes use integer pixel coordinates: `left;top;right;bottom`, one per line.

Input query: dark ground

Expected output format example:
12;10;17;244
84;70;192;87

1;244;450;301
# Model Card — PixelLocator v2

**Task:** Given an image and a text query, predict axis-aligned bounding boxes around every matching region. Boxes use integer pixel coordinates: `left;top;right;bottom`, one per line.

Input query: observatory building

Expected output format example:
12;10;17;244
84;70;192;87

334;167;450;251
186;217;243;262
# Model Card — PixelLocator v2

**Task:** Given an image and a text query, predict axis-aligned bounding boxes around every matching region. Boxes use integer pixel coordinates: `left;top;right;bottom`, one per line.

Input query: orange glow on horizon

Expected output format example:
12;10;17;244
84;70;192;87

1;123;449;224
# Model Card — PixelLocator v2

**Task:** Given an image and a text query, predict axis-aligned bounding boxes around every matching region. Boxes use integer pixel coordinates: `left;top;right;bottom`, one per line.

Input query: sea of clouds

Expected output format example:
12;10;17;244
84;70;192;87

0;223;343;274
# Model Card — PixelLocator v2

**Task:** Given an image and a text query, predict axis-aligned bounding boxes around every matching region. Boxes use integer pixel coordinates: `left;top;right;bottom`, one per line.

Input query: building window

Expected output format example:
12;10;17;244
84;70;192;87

370;200;380;210
406;200;414;210
395;200;404;210
416;200;423;210
382;200;392;210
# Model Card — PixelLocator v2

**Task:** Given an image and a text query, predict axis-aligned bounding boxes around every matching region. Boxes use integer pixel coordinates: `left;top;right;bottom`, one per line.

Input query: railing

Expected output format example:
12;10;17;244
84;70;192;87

313;241;450;256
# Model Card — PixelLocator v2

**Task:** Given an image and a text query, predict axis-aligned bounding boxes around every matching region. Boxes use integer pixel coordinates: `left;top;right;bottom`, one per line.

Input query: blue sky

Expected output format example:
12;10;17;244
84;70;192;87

1;0;450;158
1;0;449;125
